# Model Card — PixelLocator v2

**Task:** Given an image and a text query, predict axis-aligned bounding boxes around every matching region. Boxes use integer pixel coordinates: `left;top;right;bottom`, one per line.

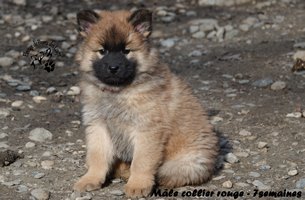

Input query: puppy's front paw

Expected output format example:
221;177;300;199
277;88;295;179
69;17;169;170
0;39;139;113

73;174;103;192
124;175;154;198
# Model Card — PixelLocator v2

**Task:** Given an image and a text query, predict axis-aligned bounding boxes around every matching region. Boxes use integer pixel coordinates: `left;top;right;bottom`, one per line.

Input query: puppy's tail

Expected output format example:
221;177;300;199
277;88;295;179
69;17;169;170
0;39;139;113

156;151;217;188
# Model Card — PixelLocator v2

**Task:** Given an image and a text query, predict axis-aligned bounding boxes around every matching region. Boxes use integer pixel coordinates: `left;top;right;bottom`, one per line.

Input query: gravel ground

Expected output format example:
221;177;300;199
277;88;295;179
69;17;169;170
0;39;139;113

0;0;305;199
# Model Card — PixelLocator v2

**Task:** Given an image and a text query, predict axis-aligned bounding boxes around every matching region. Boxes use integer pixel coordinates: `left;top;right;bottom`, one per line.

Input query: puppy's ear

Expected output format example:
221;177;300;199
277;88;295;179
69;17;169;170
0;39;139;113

77;10;100;37
128;9;152;38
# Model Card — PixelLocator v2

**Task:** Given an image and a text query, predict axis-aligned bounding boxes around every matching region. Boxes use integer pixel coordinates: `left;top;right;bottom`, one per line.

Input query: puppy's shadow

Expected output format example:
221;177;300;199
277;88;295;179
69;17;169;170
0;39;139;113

207;109;233;175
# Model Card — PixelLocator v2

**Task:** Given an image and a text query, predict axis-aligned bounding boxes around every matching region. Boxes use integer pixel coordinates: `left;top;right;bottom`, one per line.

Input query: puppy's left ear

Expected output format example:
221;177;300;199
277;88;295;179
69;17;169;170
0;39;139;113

77;10;100;37
128;9;152;38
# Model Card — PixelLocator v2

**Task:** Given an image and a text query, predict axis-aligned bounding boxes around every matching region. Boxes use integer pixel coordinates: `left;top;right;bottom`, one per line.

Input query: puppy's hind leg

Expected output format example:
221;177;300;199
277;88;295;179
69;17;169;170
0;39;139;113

74;121;115;192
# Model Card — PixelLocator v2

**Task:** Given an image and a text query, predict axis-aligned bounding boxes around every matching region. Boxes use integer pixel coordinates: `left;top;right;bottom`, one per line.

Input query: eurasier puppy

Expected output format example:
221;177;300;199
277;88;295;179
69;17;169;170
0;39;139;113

73;9;219;198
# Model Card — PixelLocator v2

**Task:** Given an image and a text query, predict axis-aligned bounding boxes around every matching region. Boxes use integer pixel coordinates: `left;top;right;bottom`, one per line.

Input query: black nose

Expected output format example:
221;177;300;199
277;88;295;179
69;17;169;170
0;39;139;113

108;65;119;74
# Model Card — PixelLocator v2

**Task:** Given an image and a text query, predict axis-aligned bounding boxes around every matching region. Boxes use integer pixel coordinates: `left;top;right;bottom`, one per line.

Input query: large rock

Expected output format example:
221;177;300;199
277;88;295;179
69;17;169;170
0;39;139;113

29;128;53;142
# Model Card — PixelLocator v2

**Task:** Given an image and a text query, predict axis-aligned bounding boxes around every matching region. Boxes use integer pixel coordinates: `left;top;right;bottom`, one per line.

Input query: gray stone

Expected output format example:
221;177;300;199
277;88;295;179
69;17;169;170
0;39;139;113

192;31;205;39
5;50;20;59
41;160;54;169
189;25;199;33
293;50;305;60
258;142;268;149
198;0;251;6
294;42;305;49
0;57;14;67
188;50;203;57
30;90;40;96
252;180;271;190
225;153;239;163
286;112;302;118
25;142;35;148
160;39;176;48
29;128;53;142
192;19;218;32
239;129;252;136
46;87;57;94
271;81;286;90
11;100;23;108
75;193;92;200
235;182;250;187
67;86;81;96
109;189;124;196
41;16;53;23
249;172;261;177
252;78;273;88
161;15;175;23
12;0;27;6
0;133;8;139
13;169;25;176
16;85;31;91
31;188;50;200
16;185;28;193
296;178;305;189
288;169;298;176
111;178;122;183
0;142;9;149
2;179;21;186
0;108;10;119
33;96;47;103
259;164;271;170
33;172;45;179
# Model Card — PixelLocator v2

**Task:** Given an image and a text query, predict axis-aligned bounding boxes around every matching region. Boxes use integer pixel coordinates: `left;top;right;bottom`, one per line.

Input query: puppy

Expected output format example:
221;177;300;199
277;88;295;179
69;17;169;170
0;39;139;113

73;9;219;198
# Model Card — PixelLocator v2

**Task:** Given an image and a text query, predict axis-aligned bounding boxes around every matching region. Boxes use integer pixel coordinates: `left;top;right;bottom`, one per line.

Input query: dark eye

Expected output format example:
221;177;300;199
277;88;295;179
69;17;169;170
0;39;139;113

122;48;131;54
99;48;108;55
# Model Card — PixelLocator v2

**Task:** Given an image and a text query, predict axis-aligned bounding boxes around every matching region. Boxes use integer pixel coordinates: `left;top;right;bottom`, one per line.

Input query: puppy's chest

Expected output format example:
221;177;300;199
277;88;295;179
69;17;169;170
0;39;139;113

100;97;138;162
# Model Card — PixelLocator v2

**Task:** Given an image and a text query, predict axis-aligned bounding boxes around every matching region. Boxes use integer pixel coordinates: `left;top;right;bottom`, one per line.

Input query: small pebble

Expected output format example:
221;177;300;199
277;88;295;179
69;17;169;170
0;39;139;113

46;87;57;94
67;86;81;96
192;31;205;39
222;180;233;188
271;81;286;90
41;160;54;169
33;172;45;179
33;96;47;103
0;57;14;67
252;180;271;190
0;133;8;139
111;178;122;183
2;179;21;186
252;78;273;88
288;169;298;176
0;108;11;118
258;142;268;149
235;182;250;187
160;39;176;48
31;188;50;200
25;142;35;148
12;0;27;6
16;85;31;91
286;112;302;118
239;129;252;136
260;164;271;170
249;172;261;178
11;100;23;109
109;189;124;196
225;153;239;163
16;185;28;193
296;178;305;189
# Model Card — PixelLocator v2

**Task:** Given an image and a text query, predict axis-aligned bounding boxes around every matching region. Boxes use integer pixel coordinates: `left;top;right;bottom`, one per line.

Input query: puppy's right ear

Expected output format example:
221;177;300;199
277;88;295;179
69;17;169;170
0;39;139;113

77;10;100;37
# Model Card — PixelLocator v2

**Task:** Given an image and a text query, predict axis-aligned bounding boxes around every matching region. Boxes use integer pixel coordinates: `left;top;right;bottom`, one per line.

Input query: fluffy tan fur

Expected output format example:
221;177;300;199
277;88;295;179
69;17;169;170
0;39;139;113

73;10;219;198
